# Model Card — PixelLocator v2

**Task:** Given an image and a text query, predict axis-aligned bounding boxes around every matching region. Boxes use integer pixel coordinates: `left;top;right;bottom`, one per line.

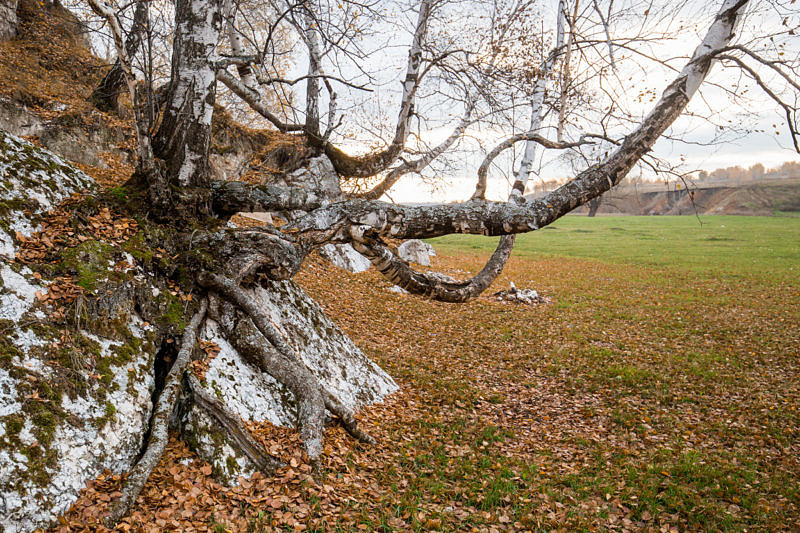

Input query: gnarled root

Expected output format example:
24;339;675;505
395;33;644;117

226;313;327;461
185;373;283;472
197;272;374;462
105;300;208;527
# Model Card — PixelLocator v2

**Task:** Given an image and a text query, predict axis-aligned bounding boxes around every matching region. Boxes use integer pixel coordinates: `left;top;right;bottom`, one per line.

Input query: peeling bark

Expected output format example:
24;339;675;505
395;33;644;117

359;101;475;200
351;227;515;303
211;180;325;216
152;0;223;189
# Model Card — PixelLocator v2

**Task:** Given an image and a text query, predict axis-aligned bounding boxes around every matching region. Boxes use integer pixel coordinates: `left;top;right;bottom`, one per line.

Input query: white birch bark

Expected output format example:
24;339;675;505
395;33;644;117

302;2;323;140
394;0;432;150
322;0;432;177
510;0;568;199
153;0;224;187
224;0;257;89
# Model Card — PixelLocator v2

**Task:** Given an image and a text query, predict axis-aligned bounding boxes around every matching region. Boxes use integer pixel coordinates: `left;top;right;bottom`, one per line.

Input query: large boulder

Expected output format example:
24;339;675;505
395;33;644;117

0;131;157;532
183;281;396;481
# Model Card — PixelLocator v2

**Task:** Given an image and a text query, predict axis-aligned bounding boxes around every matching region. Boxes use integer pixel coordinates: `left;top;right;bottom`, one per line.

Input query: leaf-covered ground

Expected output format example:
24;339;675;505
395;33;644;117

53;216;799;532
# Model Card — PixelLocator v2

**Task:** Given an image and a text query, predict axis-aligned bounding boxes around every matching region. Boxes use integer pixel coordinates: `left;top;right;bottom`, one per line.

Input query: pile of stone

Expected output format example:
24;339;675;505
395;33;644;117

492;282;549;305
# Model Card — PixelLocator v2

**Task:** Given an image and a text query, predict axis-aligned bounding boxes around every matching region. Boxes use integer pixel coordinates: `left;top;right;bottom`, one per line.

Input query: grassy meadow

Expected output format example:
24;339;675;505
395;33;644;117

67;215;799;532
302;215;799;531
429;215;800;284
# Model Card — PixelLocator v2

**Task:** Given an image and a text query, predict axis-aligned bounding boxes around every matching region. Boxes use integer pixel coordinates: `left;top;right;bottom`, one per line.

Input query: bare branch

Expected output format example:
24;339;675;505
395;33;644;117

473;132;591;201
217;69;305;132
716;53;799;152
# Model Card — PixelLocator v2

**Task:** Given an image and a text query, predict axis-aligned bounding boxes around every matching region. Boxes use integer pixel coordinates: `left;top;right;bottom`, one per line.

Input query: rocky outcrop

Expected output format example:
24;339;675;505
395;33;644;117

0;130;398;530
0;131;157;532
183;281;396;481
277;156;344;201
0;0;17;41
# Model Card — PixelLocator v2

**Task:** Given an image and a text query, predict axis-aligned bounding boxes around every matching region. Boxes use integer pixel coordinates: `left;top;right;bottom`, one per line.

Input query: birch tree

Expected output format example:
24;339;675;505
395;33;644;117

54;0;800;524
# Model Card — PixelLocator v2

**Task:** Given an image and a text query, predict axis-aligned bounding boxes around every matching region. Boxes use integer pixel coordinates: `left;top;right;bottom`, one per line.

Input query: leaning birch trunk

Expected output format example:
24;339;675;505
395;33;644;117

290;0;751;240
302;1;323;142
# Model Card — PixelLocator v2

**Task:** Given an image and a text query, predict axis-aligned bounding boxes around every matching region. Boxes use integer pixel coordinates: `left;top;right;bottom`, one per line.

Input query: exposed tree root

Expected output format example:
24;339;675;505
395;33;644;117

105;299;208;527
185;373;283;472
322;392;375;445
225;313;326;462
197;272;374;462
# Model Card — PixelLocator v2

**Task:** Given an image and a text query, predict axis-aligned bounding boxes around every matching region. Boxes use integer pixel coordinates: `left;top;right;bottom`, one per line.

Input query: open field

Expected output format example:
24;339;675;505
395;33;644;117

61;216;799;532
430;215;800;284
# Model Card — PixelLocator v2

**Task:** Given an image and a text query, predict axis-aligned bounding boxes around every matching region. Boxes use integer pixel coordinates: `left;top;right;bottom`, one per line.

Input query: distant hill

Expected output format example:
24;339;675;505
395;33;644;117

574;178;800;216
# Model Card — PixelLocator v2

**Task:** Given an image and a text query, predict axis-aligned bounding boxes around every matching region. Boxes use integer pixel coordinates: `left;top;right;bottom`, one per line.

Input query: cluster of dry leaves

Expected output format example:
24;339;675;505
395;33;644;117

16;201;138;264
15;198;139;317
190;340;222;381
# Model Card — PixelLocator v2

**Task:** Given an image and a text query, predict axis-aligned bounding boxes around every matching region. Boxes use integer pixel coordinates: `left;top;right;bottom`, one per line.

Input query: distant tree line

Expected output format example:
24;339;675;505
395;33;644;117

696;161;800;183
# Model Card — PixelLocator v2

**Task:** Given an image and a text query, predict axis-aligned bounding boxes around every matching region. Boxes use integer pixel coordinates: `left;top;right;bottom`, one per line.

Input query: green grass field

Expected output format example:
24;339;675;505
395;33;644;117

429;215;800;284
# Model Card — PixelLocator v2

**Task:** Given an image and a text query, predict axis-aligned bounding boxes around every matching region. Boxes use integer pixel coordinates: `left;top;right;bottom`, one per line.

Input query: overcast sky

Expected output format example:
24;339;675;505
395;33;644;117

308;0;799;202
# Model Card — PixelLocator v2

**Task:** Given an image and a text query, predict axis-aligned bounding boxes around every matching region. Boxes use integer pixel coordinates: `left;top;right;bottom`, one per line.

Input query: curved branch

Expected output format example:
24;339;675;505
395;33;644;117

257;73;373;92
716;54;799;152
717;45;800;93
472;133;590;200
351;227;515;303
358;100;476;200
323;0;432;178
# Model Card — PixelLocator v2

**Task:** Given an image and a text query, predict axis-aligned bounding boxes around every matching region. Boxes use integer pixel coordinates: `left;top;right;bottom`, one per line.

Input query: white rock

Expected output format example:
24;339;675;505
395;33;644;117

0;133;156;533
319;243;371;273
398;240;436;266
187;279;398;478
